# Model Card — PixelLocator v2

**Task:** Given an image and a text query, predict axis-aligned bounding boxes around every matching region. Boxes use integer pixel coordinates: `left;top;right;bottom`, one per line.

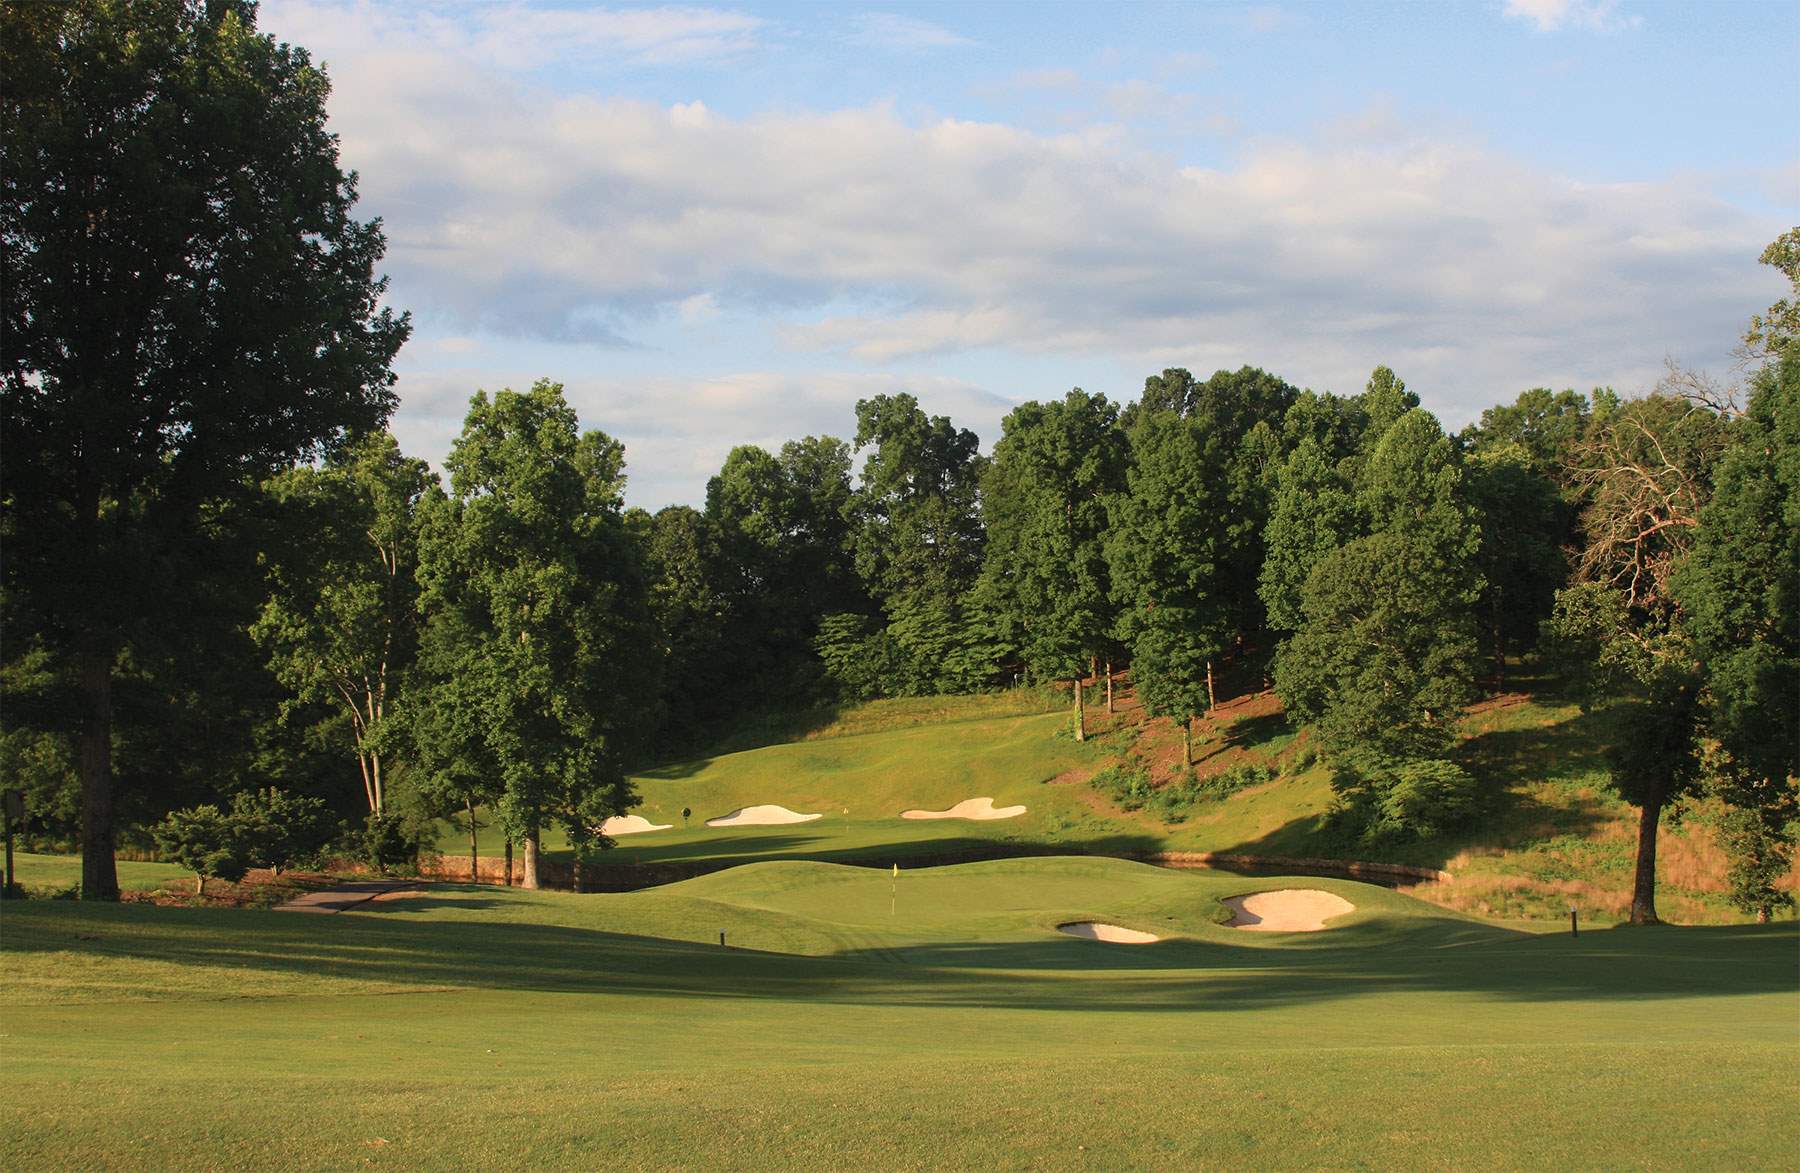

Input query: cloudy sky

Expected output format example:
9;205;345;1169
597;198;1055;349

258;0;1798;507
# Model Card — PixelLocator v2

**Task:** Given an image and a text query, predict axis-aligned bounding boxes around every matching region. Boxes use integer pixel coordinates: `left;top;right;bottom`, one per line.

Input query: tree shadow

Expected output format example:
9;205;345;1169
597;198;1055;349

1219;711;1295;752
11;902;1793;1016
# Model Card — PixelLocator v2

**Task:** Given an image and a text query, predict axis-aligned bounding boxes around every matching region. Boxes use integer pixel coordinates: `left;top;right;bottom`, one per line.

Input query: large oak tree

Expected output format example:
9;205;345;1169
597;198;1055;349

1;0;407;898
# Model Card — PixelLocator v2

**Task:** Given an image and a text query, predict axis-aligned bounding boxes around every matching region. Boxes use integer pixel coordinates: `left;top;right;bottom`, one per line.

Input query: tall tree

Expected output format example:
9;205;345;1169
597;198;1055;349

1672;349;1800;919
1259;436;1360;636
1;0;407;898
415;382;658;889
1551;392;1728;923
847;393;985;607
254;432;434;817
979;390;1127;735
1459;387;1594;480
1744;226;1800;359
1274;409;1485;837
1463;444;1570;680
1107;410;1232;761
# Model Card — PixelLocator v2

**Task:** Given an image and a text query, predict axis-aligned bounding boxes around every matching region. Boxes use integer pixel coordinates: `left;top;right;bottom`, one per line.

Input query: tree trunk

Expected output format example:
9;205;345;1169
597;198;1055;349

1183;717;1193;767
1629;789;1664;925
466;797;479;884
1205;659;1216;713
1105;662;1114;713
1073;676;1085;742
572;855;584;894
504;838;514;887
1491;602;1506;687
522;830;540;890
78;645;120;902
194;873;205;898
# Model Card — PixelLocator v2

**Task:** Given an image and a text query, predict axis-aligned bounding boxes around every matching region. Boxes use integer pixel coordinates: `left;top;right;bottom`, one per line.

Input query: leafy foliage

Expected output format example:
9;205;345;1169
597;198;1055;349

153;805;253;895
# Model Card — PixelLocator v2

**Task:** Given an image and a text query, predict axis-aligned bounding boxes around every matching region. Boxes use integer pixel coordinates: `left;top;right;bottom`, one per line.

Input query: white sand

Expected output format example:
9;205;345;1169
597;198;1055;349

704;804;823;827
596;815;672;836
900;796;1027;821
1057;921;1161;944
1223;889;1356;932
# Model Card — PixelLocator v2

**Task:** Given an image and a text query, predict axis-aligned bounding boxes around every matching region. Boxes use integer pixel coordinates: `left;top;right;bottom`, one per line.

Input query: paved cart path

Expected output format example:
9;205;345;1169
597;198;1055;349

273;879;421;914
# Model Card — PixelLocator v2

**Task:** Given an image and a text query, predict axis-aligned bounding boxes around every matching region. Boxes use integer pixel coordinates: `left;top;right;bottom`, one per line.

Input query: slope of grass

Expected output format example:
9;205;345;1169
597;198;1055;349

438;667;1791;924
3;860;1795;1169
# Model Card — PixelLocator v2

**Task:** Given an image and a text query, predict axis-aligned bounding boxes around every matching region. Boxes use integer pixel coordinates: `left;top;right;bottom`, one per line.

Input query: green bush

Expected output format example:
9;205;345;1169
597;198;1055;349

1090;760;1273;824
229;788;335;875
153;805;254;896
1331;754;1478;842
363;810;435;874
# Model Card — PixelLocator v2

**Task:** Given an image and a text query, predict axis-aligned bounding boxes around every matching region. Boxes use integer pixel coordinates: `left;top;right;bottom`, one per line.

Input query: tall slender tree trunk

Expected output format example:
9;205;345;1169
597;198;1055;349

1105;662;1114;713
1183;717;1193;766
1205;659;1216;713
1630;787;1665;925
1073;676;1085;742
466;797;479;884
504;838;514;887
78;644;120;902
572;855;584;894
522;830;541;890
1491;599;1506;687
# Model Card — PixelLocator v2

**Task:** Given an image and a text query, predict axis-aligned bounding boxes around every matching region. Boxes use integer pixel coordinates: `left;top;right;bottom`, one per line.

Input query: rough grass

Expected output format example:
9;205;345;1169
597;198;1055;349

3;858;1796;1169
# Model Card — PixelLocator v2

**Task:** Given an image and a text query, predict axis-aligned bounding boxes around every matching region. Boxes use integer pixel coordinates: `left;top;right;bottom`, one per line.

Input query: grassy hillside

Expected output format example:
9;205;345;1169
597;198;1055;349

427;665;1794;926
5;860;1795;1168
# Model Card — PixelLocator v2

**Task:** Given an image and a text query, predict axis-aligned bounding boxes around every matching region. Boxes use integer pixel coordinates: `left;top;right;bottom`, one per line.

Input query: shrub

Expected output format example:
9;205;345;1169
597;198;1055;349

153;805;253;896
1332;754;1478;842
229;788;334;875
1090;760;1272;825
363;810;435;874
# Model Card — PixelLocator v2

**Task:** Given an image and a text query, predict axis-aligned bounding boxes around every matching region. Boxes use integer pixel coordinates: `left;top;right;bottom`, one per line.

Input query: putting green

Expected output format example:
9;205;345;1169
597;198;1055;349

4;857;1796;1168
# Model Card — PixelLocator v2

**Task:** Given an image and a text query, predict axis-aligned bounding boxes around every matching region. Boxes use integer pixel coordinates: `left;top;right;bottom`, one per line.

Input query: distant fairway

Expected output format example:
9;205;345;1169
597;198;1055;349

5;857;1796;1168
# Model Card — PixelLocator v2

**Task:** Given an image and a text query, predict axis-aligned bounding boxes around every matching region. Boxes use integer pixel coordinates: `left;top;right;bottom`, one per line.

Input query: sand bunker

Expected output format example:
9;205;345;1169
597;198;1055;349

596;815;672;836
1057;922;1161;944
901;796;1026;821
1223;889;1356;932
704;804;823;827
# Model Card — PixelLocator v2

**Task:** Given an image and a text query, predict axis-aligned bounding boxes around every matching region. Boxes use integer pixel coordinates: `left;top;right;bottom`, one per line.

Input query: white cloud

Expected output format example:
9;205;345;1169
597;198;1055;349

270;1;763;71
847;12;974;50
1503;0;1640;33
265;0;1781;492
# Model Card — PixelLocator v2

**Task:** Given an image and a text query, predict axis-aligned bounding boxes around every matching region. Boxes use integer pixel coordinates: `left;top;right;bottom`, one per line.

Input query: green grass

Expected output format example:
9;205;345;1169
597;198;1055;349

423;670;1790;925
5;851;190;897
4;857;1796;1169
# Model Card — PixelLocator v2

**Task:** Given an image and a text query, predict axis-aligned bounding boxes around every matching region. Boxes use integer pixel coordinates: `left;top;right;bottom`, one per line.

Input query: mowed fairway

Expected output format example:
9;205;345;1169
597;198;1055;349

4;857;1797;1170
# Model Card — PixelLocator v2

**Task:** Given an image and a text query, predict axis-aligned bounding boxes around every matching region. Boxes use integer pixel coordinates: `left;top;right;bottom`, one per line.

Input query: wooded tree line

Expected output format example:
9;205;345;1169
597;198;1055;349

2;3;1794;914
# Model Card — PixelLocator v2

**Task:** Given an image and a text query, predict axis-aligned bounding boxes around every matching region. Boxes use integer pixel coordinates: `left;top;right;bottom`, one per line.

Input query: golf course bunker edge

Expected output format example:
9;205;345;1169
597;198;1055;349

704;804;823;827
1057;921;1161;944
597;815;672;835
1224;889;1356;932
900;797;1027;820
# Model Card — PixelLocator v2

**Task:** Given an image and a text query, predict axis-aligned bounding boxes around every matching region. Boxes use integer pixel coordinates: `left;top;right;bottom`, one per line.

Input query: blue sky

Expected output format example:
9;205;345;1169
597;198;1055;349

258;0;1798;507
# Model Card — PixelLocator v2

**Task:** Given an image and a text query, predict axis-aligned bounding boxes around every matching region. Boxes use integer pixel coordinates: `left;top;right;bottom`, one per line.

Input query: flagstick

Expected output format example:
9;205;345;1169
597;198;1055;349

891;862;897;917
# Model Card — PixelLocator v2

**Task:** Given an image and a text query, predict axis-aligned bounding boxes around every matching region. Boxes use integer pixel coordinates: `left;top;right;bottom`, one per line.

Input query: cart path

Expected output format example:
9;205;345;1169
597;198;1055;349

273;879;422;914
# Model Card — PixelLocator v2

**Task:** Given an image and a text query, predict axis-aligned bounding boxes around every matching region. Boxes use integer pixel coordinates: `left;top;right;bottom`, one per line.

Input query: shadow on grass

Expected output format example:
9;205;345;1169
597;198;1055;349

7;897;1795;1016
1219;711;1295;753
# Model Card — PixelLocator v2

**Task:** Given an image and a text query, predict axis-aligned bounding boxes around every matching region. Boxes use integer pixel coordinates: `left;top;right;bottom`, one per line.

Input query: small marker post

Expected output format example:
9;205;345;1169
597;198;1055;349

891;862;898;918
719;930;726;947
1569;904;1578;937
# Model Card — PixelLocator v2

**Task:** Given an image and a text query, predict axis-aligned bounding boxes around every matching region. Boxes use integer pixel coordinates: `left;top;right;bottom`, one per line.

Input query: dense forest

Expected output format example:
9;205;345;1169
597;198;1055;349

2;2;1794;921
